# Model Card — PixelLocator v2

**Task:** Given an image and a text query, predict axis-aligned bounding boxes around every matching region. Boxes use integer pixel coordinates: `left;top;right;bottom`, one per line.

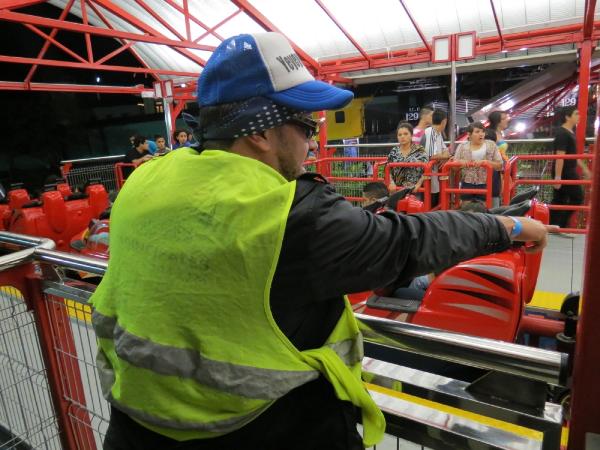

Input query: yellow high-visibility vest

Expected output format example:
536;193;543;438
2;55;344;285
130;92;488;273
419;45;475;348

91;148;384;445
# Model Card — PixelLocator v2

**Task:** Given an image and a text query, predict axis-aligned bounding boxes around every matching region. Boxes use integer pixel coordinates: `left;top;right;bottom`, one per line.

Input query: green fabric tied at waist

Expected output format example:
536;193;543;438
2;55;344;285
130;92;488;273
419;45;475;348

301;346;385;447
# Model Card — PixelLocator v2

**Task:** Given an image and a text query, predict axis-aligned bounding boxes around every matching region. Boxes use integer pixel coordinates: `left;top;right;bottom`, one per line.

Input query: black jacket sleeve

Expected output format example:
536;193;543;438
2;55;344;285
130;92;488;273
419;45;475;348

278;174;511;299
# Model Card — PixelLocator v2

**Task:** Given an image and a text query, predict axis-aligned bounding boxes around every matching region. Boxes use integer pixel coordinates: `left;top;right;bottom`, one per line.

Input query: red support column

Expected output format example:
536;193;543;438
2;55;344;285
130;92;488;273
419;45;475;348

171;100;186;133
568;86;600;449
576;40;592;153
317;110;330;177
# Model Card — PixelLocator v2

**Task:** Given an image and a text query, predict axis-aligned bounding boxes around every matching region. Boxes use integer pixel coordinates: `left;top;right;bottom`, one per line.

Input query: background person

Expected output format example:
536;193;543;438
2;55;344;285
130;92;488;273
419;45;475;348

485;110;510;207
550;106;590;228
453;122;503;204
412;106;433;145
172;128;191;149
420;109;450;207
387;122;428;196
154;134;171;154
362;181;389;213
124;135;153;165
93;32;551;450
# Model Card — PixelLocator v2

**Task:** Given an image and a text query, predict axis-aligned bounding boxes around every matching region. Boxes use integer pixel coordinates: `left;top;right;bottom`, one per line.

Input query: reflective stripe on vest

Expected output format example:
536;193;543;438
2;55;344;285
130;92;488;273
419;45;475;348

93;310;319;400
97;350;269;433
94;310;361;399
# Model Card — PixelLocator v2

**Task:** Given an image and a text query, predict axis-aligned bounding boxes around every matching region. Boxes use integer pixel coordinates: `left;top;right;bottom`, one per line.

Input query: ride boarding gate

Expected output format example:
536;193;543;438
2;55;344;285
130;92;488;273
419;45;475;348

0;231;574;450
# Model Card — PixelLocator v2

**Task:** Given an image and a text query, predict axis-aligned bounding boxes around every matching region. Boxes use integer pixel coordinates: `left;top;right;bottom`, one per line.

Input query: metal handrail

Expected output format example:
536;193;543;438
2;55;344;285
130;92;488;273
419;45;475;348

60;155;125;164
0;232;55;273
35;248;108;275
359;314;567;386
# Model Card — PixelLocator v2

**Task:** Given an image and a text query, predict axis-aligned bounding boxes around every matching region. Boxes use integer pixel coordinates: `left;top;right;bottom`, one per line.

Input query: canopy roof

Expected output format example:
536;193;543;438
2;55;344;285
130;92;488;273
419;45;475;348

0;0;598;97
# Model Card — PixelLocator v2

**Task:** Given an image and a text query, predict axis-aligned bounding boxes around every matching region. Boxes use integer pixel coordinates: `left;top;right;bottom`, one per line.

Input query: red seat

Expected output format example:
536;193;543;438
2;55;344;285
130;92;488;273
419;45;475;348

8;189;30;210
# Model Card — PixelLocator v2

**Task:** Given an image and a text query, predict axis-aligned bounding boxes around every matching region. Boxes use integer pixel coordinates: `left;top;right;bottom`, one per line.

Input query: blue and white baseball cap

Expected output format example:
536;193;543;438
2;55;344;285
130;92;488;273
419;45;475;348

197;32;353;111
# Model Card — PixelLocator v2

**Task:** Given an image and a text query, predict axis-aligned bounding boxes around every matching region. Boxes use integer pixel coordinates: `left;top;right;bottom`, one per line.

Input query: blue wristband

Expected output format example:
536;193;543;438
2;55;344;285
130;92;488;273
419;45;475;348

508;216;522;238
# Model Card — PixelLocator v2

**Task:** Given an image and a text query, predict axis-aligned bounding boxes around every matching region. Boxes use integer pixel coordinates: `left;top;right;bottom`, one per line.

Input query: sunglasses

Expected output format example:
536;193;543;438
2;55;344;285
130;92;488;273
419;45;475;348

287;116;325;140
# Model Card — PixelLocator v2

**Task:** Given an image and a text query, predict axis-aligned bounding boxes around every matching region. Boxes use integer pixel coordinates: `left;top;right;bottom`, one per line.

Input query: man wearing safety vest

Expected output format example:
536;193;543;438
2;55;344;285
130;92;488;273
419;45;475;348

91;32;551;450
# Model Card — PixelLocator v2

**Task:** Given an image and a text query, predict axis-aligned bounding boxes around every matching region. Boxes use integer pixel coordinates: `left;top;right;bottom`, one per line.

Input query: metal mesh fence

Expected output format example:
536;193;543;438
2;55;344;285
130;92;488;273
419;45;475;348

45;294;109;450
65;164;118;194
0;286;61;449
506;141;556;204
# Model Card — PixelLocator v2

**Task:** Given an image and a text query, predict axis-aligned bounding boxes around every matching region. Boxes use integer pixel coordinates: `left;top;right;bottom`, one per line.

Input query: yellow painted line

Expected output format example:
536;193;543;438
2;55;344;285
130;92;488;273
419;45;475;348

0;285;91;323
64;299;92;323
562;426;568;448
365;382;543;441
0;285;23;298
529;291;566;311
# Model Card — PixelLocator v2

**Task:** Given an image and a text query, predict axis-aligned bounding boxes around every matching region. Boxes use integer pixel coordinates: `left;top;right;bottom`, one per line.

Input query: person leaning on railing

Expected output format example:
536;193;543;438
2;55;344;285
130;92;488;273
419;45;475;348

453;122;503;205
125;136;153;166
387;122;428;198
90;32;553;450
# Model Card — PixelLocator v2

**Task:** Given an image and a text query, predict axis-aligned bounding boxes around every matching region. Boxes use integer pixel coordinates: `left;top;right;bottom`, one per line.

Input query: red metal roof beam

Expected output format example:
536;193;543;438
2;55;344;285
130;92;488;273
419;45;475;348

90;0;208;66
397;0;432;54
314;0;372;67
230;0;320;72
489;0;505;50
0;9;216;51
80;0;94;63
23;0;76;86
584;0;597;40
95;40;135;65
192;9;241;44
0;80;148;94
183;0;191;42
24;23;87;63
1;0;45;9
0;54;199;77
133;0;185;42
164;0;225;43
86;0;160;82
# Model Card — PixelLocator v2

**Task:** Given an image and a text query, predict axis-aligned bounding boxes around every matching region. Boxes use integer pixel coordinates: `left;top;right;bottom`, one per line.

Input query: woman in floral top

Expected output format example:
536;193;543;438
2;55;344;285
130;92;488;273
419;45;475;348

453;122;503;202
387;122;428;194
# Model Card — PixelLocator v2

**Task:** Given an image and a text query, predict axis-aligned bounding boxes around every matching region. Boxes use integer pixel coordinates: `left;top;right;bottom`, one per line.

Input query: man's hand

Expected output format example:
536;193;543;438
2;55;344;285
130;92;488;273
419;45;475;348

495;216;558;253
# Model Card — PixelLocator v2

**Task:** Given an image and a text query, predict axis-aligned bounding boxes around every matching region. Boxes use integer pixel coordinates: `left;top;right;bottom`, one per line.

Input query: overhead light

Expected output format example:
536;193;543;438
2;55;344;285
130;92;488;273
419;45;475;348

519;47;528;51
499;99;515;110
95;76;101;83
515;122;527;133
501;49;508;53
180;83;186;88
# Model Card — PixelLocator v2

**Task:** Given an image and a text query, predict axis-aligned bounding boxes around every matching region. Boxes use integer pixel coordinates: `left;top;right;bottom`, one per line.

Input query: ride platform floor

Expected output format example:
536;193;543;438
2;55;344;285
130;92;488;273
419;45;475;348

530;233;586;310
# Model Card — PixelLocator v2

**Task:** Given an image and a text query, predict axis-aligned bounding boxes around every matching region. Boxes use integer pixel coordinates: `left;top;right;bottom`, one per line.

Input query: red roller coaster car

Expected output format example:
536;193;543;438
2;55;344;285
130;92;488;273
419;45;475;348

349;188;574;345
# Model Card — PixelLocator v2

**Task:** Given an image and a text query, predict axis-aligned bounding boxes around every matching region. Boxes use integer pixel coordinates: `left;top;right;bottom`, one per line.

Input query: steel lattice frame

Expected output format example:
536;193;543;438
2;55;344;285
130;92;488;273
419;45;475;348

0;0;598;100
